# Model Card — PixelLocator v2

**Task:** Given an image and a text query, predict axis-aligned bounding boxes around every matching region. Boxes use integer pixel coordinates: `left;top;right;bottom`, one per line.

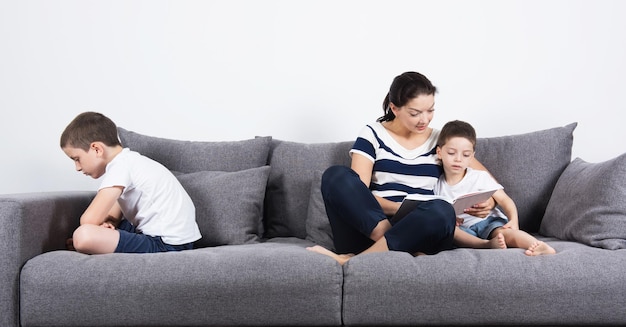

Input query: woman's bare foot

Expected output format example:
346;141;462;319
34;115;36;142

306;245;353;265
489;233;507;249
525;241;556;256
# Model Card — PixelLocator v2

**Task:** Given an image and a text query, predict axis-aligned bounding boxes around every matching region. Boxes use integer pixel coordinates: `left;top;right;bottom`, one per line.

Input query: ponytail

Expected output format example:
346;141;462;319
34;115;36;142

377;93;396;122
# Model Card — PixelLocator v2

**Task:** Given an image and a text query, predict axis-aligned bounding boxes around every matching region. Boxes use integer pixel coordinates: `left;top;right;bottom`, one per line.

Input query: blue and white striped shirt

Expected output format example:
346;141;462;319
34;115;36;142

350;123;442;202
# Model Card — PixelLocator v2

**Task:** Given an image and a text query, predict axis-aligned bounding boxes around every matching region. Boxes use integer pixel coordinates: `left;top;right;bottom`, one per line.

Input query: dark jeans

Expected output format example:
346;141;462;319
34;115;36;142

321;165;455;255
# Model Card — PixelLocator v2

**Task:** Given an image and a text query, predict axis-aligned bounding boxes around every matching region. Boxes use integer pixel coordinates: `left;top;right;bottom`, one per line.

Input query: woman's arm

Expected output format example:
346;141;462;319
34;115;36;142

351;154;401;216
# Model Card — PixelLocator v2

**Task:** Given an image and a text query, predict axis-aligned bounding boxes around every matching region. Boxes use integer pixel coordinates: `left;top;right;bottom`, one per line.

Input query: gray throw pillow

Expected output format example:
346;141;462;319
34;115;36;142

539;154;626;249
118;127;271;173
305;170;335;251
475;123;577;233
264;140;353;239
176;166;271;247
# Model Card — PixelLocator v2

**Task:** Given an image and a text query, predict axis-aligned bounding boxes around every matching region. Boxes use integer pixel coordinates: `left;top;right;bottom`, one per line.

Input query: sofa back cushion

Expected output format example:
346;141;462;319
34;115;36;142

117;128;273;246
176;167;271;247
540;153;626;249
118;128;271;173
474;123;576;233
264;140;353;239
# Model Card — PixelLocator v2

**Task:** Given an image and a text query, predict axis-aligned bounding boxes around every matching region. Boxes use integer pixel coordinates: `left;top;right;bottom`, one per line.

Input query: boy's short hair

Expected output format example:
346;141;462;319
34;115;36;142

60;111;122;151
437;120;477;149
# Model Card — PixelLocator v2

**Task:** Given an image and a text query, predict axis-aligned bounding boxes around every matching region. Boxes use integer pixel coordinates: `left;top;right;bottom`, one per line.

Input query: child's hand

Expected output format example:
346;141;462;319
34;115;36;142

455;217;464;227
100;221;116;230
502;221;519;230
464;197;495;218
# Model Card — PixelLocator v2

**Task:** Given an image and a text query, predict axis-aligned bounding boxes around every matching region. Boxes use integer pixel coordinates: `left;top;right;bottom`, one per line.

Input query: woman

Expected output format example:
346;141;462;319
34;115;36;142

307;71;495;264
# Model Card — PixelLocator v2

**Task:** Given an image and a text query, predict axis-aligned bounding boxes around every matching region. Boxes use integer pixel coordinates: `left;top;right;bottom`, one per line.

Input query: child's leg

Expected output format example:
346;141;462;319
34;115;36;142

72;224;120;254
455;227;506;249
495;228;556;256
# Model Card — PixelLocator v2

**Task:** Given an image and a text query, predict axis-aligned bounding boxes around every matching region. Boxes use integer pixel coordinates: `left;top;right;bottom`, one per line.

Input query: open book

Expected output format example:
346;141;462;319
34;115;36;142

390;188;498;224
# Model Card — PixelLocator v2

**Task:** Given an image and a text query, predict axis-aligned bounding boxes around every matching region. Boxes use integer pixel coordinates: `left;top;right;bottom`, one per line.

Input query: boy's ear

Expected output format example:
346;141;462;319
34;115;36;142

90;142;105;155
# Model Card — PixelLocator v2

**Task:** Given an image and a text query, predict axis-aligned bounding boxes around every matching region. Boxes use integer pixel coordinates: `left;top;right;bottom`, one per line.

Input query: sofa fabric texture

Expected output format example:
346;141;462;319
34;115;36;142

20;240;343;327
175;167;271;247
473;122;577;233
263;139;352;239
540;153;626;249
117;127;272;173
3;122;626;327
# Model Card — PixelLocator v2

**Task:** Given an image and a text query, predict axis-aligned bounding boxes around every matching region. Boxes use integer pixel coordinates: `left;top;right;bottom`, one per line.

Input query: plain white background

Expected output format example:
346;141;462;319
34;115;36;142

1;0;625;194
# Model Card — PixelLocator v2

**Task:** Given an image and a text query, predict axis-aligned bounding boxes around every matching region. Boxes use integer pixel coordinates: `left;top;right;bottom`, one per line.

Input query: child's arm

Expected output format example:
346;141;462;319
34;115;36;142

491;189;519;230
100;201;123;229
466;158;500;218
80;186;123;226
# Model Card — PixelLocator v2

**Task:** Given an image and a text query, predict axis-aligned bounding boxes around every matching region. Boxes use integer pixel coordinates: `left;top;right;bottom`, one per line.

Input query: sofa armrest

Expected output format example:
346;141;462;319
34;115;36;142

0;191;93;327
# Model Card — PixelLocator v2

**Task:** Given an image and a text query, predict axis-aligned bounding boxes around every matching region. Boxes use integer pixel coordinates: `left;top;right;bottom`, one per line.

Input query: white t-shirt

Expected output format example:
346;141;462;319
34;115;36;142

99;148;201;245
350;122;442;202
435;167;507;228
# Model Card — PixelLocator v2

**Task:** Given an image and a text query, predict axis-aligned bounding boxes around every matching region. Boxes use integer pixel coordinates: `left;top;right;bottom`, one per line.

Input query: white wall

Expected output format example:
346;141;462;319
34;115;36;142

1;0;625;195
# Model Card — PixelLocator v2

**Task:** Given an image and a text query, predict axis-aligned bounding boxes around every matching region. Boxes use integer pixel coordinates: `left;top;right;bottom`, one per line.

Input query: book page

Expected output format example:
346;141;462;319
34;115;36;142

391;188;498;223
451;189;498;215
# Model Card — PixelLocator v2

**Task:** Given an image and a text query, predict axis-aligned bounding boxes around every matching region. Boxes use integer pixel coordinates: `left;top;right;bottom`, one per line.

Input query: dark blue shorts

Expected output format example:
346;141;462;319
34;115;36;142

115;219;194;253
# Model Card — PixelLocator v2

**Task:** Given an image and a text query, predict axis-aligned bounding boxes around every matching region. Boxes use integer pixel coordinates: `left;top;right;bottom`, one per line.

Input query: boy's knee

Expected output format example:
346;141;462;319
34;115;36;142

72;225;94;253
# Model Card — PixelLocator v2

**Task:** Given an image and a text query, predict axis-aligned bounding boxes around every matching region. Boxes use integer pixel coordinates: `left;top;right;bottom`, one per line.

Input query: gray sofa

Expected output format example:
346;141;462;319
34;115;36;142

3;122;626;326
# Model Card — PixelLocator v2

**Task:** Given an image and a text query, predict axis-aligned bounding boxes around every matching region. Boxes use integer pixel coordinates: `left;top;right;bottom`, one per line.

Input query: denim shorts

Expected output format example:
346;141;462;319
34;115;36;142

115;219;194;253
459;216;508;240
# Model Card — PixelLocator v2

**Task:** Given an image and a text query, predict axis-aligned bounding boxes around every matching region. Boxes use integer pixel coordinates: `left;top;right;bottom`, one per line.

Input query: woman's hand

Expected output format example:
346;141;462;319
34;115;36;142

464;197;496;218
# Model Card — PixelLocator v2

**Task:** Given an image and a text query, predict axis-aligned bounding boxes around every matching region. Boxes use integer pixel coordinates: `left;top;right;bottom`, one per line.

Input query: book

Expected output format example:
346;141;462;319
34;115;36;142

390;188;498;224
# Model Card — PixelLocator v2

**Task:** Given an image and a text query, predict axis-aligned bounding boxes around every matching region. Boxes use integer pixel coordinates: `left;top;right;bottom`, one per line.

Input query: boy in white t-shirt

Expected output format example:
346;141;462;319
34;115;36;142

60;111;201;254
435;120;555;256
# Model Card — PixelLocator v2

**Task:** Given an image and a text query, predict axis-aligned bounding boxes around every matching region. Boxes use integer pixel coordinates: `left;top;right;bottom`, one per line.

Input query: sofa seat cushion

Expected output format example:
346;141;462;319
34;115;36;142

20;240;342;327
340;238;626;326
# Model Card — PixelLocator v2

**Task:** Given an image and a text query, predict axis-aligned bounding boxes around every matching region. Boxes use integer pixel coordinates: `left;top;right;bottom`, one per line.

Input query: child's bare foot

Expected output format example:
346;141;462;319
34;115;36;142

489;232;507;249
66;238;76;251
306;245;352;265
525;241;556;256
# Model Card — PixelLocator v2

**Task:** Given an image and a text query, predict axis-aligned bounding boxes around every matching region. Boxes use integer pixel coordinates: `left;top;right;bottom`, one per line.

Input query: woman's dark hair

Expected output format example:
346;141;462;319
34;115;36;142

378;71;437;122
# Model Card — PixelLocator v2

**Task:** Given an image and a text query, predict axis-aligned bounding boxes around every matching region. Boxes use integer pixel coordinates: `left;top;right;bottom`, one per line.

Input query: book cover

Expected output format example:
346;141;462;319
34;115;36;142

390;188;498;224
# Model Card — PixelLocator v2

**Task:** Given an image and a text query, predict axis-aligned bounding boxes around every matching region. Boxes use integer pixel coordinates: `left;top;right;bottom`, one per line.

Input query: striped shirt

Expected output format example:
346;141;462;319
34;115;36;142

350;123;442;202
